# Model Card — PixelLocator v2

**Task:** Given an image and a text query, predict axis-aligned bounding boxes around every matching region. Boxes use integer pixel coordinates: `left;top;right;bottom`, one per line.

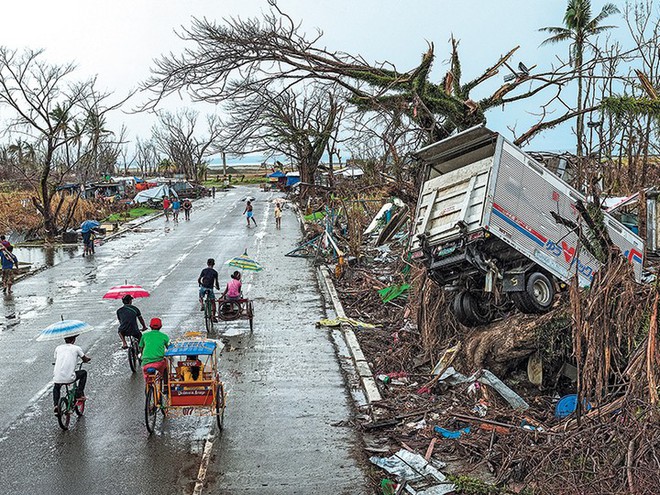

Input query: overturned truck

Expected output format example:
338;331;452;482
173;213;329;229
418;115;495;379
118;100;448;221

411;126;644;326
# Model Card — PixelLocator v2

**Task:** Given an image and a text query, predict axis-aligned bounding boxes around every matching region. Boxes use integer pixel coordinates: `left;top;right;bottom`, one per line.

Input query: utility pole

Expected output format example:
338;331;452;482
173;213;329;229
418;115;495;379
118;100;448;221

222;151;227;176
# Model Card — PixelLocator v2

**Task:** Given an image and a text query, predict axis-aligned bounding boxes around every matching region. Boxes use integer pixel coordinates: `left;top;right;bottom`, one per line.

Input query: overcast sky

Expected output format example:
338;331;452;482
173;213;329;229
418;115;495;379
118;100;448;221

0;0;632;157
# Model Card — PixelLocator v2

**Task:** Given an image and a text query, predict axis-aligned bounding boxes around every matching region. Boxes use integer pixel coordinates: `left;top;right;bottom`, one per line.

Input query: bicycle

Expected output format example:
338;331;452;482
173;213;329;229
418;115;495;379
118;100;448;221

202;289;215;333
55;363;86;430
127;335;142;373
144;366;166;434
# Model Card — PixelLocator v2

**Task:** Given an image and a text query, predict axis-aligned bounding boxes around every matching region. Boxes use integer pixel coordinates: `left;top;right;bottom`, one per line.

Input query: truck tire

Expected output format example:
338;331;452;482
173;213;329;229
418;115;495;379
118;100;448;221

452;291;492;327
512;272;555;314
451;292;470;325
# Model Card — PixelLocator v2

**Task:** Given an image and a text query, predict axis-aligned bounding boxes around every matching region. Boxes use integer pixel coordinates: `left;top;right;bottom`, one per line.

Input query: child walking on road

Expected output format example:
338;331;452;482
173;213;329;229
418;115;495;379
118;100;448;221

274;203;282;229
244;200;257;227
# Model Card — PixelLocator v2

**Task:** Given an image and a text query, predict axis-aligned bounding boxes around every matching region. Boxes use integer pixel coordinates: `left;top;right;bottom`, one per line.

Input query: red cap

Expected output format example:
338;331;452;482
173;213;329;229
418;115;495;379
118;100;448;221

149;317;162;330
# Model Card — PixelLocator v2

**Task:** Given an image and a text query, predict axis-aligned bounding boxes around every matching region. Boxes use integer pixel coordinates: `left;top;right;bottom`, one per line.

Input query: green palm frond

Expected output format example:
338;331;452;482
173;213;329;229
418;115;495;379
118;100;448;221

540;31;573;46
589;3;620;27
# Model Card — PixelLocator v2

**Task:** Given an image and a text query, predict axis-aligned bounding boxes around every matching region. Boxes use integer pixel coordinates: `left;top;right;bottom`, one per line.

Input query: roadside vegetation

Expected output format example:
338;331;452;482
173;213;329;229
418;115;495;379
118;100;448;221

104;206;157;223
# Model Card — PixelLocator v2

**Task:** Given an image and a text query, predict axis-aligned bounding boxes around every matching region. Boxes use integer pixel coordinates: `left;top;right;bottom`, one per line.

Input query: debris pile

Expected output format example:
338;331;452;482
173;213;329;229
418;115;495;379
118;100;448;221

298;182;660;494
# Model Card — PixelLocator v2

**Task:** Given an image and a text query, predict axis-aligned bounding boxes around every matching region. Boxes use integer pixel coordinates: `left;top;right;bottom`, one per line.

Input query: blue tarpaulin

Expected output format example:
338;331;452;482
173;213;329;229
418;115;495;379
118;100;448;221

286;176;300;187
165;340;217;356
268;170;286;178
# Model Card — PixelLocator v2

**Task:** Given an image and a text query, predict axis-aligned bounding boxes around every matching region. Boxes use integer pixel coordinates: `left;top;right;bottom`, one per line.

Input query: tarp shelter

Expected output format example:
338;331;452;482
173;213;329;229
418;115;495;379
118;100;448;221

268;170;287;189
133;184;178;204
286;171;300;187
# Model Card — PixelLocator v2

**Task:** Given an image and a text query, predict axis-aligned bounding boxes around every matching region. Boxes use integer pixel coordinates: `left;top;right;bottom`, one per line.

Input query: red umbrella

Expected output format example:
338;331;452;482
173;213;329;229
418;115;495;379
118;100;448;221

103;284;150;299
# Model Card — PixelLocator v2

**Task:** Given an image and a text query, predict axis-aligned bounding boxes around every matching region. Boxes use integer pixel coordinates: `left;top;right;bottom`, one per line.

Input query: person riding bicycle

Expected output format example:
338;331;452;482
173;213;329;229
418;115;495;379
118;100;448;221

139;317;170;380
198;258;220;321
220;271;242;301
53;335;91;413
116;294;147;349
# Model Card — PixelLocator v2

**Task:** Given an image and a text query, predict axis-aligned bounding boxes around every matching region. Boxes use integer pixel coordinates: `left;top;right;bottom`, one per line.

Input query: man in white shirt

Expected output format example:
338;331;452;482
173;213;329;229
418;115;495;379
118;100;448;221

53;336;91;413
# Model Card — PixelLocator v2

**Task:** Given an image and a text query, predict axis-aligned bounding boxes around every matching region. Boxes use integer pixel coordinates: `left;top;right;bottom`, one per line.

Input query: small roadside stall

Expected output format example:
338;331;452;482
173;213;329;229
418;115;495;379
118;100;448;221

267;170;286;191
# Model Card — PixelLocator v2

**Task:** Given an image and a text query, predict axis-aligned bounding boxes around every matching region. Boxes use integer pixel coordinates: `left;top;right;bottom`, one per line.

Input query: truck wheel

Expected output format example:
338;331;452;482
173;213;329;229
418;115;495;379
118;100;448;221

510;292;536;314
451;292;470;325
452;291;492;327
462;291;493;326
513;272;555;314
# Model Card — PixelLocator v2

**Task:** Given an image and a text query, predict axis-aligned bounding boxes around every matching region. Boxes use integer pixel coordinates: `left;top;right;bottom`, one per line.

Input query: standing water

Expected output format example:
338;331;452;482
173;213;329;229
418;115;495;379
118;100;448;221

12;245;80;271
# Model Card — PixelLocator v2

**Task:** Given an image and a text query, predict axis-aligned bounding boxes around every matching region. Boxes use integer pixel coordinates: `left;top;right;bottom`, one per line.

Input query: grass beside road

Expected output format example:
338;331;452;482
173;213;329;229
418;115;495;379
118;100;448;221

105;206;157;223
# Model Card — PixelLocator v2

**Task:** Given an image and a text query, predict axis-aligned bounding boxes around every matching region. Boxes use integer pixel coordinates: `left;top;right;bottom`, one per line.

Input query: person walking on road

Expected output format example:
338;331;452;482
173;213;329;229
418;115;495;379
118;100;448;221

162;196;171;221
244;200;257;227
182;198;192;220
116;294;147;349
53;335;91;413
274;203;282;230
139;317;170;380
0;245;18;294
172;197;181;222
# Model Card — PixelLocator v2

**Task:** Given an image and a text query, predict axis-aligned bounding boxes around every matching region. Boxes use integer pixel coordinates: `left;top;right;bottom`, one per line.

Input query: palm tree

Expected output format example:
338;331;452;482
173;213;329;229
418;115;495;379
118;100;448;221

540;0;619;157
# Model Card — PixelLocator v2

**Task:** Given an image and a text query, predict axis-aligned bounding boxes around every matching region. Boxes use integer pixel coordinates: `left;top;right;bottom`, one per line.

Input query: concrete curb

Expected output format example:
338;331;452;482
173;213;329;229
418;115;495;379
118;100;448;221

317;266;383;405
294;205;382;405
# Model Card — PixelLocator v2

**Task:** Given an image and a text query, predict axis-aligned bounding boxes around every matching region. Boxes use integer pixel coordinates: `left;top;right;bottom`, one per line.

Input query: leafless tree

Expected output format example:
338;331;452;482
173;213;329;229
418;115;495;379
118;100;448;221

151;109;221;180
133;137;160;177
221;83;341;187
0;47;125;237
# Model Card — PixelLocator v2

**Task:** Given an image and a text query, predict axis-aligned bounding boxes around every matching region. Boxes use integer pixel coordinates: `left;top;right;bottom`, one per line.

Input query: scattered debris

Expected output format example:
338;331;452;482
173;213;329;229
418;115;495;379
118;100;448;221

369;449;455;495
316;317;378;329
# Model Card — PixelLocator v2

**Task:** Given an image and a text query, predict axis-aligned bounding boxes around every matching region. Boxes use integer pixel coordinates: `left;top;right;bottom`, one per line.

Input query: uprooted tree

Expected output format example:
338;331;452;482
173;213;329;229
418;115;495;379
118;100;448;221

143;5;591;155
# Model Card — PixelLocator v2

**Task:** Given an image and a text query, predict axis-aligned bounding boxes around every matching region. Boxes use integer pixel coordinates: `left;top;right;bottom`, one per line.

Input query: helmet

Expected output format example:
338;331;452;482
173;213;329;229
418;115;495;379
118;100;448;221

150;317;162;330
122;294;133;304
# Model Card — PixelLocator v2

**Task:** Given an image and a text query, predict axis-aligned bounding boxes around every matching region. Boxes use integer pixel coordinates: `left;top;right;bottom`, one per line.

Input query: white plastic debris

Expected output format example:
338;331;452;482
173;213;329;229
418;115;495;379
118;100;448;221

436;367;529;411
369;449;455;495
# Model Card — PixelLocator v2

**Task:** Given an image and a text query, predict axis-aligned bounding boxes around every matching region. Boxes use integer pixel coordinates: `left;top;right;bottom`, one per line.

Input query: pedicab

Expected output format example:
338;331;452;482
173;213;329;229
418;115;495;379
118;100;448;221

216;297;254;331
217;252;261;331
144;332;226;434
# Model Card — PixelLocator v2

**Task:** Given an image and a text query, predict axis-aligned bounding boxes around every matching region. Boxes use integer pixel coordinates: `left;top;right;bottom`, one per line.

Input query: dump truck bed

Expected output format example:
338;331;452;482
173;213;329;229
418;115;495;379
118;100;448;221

413;126;645;285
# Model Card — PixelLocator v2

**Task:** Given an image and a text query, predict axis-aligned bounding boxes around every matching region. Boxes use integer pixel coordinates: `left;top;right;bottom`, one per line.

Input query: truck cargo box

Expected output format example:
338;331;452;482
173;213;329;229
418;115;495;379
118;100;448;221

412;126;644;325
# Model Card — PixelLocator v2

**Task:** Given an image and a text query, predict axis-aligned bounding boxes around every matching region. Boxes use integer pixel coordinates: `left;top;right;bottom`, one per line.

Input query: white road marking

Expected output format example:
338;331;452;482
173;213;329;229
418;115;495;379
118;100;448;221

192;432;216;495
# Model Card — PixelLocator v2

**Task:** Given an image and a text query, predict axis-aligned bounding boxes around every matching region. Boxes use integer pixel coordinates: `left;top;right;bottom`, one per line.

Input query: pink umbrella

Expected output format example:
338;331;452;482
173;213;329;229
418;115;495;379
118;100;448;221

103;284;150;299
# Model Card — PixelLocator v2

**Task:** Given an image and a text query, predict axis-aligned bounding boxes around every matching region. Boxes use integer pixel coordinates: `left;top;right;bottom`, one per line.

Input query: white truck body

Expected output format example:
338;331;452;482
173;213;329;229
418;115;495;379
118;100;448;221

412;126;644;287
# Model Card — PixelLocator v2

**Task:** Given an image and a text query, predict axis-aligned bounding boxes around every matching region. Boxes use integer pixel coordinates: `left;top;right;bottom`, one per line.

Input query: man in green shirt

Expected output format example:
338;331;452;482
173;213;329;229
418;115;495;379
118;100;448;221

139;317;170;380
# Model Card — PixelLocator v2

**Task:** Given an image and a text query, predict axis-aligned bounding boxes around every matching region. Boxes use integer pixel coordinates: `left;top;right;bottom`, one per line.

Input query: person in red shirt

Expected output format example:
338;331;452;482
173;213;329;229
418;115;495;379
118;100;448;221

162;197;171;221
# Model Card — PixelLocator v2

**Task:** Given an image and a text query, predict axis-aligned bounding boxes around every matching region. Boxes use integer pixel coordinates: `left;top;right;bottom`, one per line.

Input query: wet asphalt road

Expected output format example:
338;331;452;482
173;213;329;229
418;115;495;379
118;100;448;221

0;187;367;495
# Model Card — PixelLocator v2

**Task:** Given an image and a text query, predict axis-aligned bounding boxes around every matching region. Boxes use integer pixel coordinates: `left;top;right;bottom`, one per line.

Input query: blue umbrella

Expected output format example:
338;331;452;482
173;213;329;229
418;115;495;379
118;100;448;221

81;220;100;233
37;320;94;342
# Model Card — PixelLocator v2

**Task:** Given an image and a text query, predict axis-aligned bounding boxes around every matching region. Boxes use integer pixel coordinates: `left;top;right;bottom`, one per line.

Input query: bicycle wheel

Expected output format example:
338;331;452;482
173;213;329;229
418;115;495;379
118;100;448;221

57;397;71;430
145;385;158;434
128;343;137;373
205;298;214;333
159;383;166;417
215;382;225;430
